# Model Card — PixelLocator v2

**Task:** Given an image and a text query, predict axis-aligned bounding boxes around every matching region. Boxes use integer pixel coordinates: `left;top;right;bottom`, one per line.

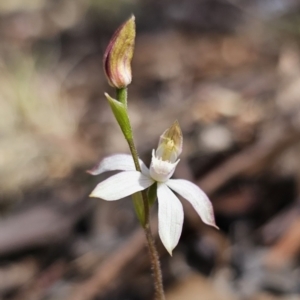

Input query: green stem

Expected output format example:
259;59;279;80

116;88;165;300
127;138;150;223
116;87;127;106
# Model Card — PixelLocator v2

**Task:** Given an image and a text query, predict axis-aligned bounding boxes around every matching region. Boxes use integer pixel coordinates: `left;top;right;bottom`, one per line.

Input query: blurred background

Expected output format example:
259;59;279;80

1;0;300;299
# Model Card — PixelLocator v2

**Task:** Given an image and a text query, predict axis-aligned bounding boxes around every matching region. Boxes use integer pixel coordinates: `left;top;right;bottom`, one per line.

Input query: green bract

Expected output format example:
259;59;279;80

132;192;146;226
105;93;132;140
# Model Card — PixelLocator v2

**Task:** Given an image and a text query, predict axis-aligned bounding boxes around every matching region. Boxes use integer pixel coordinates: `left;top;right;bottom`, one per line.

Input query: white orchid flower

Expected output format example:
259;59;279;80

89;121;217;255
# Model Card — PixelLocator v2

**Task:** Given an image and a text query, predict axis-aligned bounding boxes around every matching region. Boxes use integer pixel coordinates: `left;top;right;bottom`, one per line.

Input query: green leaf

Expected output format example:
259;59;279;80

132;192;145;226
148;182;157;207
105;93;133;140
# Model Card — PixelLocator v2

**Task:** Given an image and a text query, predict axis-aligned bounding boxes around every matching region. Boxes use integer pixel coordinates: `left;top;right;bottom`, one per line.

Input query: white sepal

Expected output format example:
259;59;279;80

87;154;149;176
166;179;218;228
157;183;184;255
150;150;179;182
90;171;154;201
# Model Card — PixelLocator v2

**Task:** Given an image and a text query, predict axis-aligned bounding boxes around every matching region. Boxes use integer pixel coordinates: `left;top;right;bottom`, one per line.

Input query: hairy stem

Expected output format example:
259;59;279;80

144;223;165;300
117;88;165;300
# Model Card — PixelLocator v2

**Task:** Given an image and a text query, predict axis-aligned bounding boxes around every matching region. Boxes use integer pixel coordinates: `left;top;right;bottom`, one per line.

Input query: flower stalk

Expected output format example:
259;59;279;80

116;89;165;300
116;87;127;107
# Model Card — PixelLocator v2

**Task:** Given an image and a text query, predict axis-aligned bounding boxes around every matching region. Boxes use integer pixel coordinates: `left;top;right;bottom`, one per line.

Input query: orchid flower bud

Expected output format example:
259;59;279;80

150;121;183;182
103;15;136;89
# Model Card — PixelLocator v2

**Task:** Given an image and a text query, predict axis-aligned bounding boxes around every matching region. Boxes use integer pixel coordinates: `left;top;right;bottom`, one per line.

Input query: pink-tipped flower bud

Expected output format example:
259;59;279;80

103;15;136;89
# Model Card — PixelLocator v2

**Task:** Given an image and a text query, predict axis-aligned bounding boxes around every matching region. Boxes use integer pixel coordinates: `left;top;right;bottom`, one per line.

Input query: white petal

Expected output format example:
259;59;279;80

90;171;154;201
166;179;217;228
157;183;184;255
87;154;149;176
